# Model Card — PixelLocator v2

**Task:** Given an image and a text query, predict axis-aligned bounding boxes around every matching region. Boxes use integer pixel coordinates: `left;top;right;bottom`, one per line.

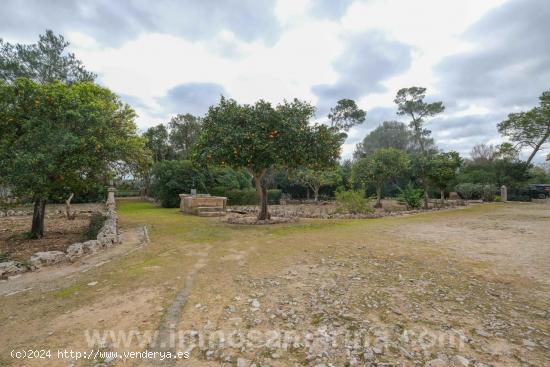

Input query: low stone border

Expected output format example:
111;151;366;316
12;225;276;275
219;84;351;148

0;206;100;218
228;202;466;220
226;215;298;225
0;201;120;280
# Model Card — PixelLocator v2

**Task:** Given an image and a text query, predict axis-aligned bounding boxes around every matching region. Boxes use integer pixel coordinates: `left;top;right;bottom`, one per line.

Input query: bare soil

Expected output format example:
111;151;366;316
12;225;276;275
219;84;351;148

0;201;548;367
0;215;90;261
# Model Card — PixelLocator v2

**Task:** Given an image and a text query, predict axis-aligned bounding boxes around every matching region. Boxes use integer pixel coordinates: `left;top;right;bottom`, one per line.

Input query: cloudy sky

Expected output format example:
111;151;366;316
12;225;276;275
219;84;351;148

2;0;549;161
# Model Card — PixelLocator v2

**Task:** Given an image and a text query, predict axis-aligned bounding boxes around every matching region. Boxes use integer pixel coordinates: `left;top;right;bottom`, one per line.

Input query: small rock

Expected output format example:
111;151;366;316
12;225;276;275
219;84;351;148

87;281;98;286
237;357;249;367
453;355;470;366
426;358;447;367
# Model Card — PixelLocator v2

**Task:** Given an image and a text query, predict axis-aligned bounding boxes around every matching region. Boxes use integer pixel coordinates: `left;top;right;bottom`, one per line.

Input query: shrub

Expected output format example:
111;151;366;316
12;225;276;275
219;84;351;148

151;160;206;207
397;184;424;209
455;183;483;200
335;190;372;214
268;189;282;204
85;212;106;240
481;184;497;202
226;188;257;205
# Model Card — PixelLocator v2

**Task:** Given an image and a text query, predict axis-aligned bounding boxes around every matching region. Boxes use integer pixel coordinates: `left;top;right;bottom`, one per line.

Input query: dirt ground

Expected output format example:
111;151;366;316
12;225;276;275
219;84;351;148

0;200;548;366
0;203;102;261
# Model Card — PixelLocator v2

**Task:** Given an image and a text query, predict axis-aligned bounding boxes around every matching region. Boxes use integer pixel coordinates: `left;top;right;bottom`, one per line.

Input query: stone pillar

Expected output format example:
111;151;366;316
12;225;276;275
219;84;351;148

107;187;116;208
500;185;507;202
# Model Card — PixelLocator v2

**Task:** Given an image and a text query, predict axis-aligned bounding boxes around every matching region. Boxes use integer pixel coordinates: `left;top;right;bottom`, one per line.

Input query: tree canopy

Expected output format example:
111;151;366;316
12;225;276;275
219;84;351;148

394;86;444;154
295;168;341;202
0;30;96;84
328;98;366;132
353;121;412;159
194;97;342;219
427;151;462;201
0;78;148;237
394;87;444;208
168;113;202;159
352;148;410;207
144;124;172;162
498;90;550;164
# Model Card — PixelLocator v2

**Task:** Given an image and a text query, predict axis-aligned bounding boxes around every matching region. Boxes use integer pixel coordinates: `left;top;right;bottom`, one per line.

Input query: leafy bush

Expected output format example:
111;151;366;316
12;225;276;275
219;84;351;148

226;188;257;205
115;190;140;197
397;184;424;209
268;189;282;204
151;160;206;207
481;184;497;202
335;190;372;214
455;183;483;200
85;212;106;240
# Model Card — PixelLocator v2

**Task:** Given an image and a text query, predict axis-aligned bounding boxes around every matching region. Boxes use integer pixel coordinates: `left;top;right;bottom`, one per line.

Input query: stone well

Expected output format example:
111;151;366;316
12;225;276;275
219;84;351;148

179;193;227;217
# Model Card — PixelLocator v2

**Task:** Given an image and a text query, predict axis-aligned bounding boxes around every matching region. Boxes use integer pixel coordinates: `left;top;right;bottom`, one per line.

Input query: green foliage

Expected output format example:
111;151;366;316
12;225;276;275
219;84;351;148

335;190;372;214
498;90;550;164
427;151;462;191
225;188;257;205
295;168;341;201
455;183;482;200
351;148;410;206
195;97;341;172
0;78;149;236
481;184;497;202
151;160;205;207
85;212;106;240
353;121;413;158
208;167;251;191
143;124;172;162
268;189;282;204
455;159;533;190
394;86;444;152
0;251;8;262
0;30;96;84
194;97;342;219
168;113;202;159
352;148;410;187
328;99;366;132
397;184;424;209
338;160;353;191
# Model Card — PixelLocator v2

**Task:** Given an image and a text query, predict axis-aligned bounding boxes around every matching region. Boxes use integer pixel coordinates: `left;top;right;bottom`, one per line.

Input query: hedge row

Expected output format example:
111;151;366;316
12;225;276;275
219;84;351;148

210;187;282;205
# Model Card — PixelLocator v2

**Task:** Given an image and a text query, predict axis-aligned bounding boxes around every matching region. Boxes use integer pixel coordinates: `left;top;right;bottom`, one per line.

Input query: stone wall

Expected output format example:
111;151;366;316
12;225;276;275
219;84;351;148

0;197;120;280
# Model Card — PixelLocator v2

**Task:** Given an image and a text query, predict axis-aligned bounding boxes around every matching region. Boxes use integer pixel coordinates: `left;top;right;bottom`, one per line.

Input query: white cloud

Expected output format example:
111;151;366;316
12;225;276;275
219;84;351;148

25;0;543;161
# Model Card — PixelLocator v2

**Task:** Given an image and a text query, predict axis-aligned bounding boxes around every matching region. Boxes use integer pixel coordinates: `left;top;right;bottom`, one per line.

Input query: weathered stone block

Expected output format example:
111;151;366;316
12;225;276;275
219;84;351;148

30;251;67;267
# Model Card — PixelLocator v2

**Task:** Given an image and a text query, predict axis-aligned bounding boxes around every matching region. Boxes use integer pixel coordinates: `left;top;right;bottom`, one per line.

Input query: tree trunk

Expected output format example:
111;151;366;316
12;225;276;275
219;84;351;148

252;170;270;221
526;128;550;165
375;185;382;208
313;187;319;202
440;189;445;204
31;198;46;238
65;193;75;220
306;187;310;200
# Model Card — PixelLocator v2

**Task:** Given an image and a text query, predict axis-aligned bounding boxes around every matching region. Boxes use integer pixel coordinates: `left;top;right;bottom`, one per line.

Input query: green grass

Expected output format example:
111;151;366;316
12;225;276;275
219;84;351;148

53;283;82;299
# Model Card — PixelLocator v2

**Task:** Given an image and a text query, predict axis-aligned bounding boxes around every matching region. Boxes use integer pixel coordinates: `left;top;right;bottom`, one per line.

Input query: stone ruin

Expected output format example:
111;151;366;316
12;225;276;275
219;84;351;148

0;187;121;280
179;193;227;217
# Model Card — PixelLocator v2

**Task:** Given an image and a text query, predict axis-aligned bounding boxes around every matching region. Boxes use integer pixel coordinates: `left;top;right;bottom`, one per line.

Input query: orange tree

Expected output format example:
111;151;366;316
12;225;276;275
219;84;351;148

193;97;342;220
0;78;148;237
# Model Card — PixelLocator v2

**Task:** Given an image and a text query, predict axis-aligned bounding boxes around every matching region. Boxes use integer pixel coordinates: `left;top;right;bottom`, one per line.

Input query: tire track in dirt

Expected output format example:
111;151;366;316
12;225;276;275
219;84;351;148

145;248;210;366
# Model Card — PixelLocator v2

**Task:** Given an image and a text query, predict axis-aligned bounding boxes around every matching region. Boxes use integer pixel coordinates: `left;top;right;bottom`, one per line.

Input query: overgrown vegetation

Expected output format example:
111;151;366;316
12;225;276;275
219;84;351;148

335;190;372;214
85;213;106;240
397;184;424;209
